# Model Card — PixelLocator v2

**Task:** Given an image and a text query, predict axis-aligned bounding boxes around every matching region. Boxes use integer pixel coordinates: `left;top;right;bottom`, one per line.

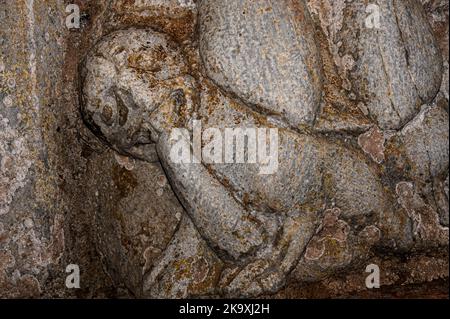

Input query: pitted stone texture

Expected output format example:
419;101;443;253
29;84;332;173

159;78;411;295
400;105;449;180
0;0;67;298
386;104;449;183
91;153;184;296
434;175;449;227
0;115;32;216
81;31;416;296
198;0;323;128
396;182;449;246
442;176;449;225
157;131;267;261
333;0;442;130
198;81;324;214
198;78;390;221
143;217;223;298
420;0;449;107
420;0;449;61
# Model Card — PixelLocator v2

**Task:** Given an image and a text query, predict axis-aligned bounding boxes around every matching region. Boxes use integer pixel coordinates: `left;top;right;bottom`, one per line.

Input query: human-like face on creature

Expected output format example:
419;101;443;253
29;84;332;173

81;29;197;160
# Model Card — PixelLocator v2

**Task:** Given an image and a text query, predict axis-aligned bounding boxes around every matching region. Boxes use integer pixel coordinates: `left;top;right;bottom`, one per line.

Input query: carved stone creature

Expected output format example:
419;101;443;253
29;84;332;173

80;0;448;297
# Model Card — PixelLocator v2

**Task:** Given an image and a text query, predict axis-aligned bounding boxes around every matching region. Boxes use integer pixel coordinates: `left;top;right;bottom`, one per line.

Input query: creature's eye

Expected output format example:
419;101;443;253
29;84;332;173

113;87;138;127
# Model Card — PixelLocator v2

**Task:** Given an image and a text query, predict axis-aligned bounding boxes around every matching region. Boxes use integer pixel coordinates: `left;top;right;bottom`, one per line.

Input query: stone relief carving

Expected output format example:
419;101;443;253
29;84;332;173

78;0;449;298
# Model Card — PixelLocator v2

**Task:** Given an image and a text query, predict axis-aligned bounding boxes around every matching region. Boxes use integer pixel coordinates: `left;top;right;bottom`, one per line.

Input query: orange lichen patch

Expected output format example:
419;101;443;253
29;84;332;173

189;257;222;294
304;208;350;262
172;251;222;296
305;240;326;261
110;2;197;42
358;126;386;164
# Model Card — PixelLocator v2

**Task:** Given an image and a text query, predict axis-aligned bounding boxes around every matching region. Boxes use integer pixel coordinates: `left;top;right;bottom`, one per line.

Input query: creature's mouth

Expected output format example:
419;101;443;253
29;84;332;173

128;87;192;163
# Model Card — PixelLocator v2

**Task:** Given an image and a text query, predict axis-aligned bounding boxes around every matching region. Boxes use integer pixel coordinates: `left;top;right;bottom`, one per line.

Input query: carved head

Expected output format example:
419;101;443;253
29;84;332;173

80;28;197;160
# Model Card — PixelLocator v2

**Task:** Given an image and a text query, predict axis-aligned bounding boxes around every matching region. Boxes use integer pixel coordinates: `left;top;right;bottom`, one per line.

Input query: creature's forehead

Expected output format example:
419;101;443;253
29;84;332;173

94;29;189;81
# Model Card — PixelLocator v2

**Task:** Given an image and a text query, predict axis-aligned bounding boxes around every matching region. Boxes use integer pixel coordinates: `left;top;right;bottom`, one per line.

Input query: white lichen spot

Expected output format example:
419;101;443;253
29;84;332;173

341;54;355;70
177;0;196;9
24;218;34;229
2;95;13;108
114;152;135;171
7;78;16;89
143;246;162;274
156;188;164;197
357;102;369;116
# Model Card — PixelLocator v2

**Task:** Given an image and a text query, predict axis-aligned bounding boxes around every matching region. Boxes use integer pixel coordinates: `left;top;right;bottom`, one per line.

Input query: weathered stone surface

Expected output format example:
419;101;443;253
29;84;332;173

80;26;421;297
1;0;448;299
311;0;443;130
199;0;324;128
0;0;67;298
396;182;449;246
420;0;449;61
395;105;448;181
143;217;223;298
92;156;184;296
